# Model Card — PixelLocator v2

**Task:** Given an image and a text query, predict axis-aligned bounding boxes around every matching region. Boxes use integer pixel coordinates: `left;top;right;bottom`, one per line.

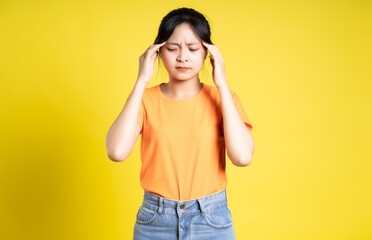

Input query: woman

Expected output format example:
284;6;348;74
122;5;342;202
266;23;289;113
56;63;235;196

106;7;254;240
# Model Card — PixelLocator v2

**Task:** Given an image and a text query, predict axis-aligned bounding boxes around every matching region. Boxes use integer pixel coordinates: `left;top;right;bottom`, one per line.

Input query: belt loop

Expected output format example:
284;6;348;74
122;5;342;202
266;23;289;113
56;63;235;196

197;199;206;215
158;196;163;215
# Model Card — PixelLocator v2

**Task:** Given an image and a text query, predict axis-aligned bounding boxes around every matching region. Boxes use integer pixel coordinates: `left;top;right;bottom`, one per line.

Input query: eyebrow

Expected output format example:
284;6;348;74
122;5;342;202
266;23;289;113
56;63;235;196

166;41;201;46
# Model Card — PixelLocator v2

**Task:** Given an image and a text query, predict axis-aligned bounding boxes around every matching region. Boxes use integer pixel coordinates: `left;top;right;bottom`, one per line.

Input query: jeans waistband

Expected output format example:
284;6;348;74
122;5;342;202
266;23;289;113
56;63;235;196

141;189;229;216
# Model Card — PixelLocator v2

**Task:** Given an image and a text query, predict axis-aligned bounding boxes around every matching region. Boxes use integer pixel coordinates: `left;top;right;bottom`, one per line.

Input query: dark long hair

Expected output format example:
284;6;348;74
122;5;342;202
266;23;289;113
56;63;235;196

154;7;213;54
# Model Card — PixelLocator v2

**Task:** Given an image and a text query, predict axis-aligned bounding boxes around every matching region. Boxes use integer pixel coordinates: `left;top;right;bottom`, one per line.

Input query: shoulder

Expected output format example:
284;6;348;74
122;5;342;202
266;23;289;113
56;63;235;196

202;83;238;99
144;84;159;94
142;84;161;101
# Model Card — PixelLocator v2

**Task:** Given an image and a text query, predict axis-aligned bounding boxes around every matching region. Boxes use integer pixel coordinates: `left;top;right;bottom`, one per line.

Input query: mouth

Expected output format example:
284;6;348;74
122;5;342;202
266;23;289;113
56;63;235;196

176;67;190;71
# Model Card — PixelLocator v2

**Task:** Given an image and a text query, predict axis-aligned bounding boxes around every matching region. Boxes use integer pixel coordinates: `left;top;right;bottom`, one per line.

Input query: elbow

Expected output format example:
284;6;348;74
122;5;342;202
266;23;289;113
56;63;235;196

229;152;253;167
107;149;131;162
236;155;252;167
238;144;255;166
106;138;135;162
228;139;255;167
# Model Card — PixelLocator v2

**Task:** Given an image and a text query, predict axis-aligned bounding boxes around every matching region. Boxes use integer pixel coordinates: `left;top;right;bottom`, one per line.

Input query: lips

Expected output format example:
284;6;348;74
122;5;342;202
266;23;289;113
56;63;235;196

176;67;190;71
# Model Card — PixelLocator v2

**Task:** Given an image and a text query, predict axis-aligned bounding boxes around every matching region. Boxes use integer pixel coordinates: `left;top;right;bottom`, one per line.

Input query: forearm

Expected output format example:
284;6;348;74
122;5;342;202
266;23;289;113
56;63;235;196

218;82;255;166
106;79;147;161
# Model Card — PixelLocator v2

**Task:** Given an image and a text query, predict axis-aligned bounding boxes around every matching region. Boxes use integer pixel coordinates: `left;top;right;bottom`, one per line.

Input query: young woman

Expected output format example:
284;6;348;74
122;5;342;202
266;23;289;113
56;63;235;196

106;7;254;240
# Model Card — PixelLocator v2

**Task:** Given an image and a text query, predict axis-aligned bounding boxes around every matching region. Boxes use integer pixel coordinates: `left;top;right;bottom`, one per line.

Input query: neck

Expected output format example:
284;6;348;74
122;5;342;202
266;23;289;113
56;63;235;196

163;76;203;99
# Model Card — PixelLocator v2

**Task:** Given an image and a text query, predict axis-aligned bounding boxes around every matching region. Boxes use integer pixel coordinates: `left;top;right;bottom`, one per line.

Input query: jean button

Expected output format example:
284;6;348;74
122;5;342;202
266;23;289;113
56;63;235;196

180;204;185;209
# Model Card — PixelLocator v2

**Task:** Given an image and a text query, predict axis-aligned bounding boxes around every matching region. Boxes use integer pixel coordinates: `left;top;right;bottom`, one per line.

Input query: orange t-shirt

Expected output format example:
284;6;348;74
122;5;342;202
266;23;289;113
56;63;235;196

137;83;253;201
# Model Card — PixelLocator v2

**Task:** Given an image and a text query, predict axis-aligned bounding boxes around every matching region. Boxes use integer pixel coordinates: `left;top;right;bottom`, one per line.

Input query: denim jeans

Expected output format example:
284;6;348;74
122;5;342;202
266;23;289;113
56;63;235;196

133;188;236;240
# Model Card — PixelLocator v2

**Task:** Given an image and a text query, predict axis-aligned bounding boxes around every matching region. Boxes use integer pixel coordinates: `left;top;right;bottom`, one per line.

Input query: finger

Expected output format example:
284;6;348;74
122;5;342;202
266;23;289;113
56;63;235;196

202;41;218;53
201;41;211;51
202;41;219;51
201;41;212;47
202;42;224;66
146;42;166;57
202;41;218;54
150;41;166;51
202;41;213;58
155;42;166;53
205;45;223;64
206;45;217;58
210;57;215;69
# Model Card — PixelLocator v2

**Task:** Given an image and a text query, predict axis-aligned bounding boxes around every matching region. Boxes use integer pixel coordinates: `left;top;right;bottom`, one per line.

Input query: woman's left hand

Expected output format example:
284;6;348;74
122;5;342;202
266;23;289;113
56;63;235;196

202;41;228;88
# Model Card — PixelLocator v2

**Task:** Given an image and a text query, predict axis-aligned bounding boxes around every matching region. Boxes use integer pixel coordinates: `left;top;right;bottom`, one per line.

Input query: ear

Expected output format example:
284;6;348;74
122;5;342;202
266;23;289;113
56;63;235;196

158;47;163;58
203;46;208;59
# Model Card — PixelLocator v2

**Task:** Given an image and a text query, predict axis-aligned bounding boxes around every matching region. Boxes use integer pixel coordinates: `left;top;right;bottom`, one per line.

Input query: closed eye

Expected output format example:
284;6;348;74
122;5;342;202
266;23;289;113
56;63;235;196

166;48;199;52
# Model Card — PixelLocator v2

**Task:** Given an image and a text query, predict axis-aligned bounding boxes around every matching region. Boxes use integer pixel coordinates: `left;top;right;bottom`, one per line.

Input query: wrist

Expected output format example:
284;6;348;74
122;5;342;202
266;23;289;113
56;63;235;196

135;77;149;87
216;80;229;92
134;79;148;91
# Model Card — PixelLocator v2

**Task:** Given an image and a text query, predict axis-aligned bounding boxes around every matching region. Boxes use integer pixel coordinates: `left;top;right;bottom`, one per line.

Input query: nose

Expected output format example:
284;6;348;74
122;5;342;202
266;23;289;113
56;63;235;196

176;48;188;62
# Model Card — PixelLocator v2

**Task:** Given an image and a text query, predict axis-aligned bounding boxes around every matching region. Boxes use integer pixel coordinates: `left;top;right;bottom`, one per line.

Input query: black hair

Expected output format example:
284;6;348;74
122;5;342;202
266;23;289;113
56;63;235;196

154;7;213;53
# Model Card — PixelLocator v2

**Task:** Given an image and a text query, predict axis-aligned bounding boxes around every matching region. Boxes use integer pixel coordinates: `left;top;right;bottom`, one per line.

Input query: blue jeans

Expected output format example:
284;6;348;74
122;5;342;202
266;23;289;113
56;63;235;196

133;188;236;240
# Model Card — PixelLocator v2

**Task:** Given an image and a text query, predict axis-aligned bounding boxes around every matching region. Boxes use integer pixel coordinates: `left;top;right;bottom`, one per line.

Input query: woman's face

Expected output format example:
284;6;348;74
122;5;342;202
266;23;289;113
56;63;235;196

160;23;207;81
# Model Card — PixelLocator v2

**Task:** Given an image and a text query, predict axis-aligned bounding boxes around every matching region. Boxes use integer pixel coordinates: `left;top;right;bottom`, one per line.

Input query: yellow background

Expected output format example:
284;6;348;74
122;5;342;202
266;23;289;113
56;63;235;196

1;0;371;239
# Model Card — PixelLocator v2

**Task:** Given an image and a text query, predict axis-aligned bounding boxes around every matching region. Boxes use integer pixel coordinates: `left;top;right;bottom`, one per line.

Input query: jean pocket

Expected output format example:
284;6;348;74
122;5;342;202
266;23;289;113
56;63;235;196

203;206;233;229
136;206;158;225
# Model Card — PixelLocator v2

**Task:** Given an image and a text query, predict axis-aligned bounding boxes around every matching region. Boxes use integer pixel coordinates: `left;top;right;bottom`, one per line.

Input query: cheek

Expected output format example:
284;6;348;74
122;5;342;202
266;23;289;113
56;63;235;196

160;52;170;65
160;54;174;72
194;54;205;66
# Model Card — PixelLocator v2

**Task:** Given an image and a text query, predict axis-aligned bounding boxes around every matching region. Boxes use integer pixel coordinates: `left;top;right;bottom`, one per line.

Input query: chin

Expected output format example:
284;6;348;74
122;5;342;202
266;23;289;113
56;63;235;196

171;77;192;81
170;73;196;81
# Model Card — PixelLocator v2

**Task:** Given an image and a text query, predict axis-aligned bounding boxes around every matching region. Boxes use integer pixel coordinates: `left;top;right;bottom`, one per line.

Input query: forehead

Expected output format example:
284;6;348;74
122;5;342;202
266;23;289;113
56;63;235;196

167;23;201;43
166;41;200;46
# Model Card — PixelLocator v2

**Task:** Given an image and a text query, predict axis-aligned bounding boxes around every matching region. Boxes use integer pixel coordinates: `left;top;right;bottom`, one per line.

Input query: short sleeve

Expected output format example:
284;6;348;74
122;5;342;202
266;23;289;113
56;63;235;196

137;99;145;134
231;91;253;131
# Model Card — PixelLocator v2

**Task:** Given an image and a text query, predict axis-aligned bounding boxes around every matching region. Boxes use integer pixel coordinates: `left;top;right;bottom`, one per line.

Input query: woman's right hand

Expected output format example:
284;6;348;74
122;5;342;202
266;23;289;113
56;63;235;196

137;42;166;84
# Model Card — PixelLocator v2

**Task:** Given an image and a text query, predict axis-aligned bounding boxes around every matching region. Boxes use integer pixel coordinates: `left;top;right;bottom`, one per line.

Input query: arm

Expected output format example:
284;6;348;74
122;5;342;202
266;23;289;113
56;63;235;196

106;81;146;162
106;42;166;162
218;83;255;166
202;41;255;167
